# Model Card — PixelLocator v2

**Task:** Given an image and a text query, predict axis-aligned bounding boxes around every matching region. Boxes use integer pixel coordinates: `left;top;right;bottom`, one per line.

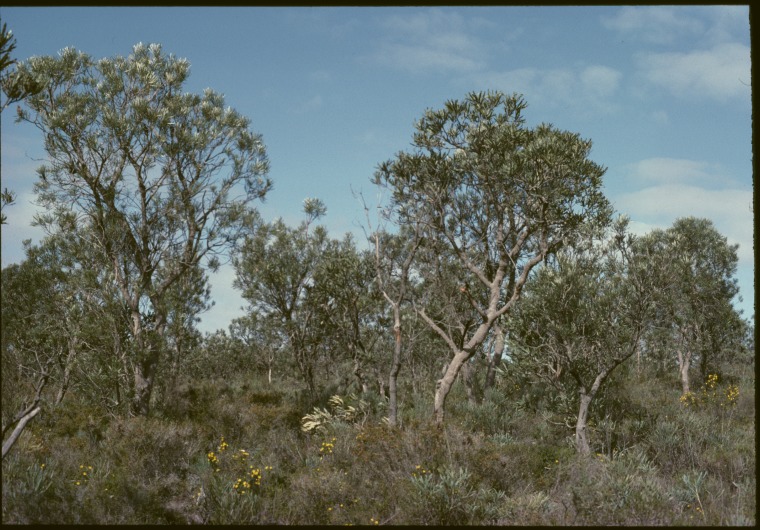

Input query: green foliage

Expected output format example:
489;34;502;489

405;465;506;525
301;394;372;434
1;79;754;526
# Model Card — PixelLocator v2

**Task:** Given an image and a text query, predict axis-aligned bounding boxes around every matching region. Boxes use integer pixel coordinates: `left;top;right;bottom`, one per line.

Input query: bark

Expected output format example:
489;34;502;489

484;323;505;391
574;367;614;455
431;316;494;425
434;349;476;424
575;393;593;455
54;336;79;406
388;309;403;426
2;407;41;460
461;361;480;405
2;371;48;460
677;349;691;394
130;308;166;416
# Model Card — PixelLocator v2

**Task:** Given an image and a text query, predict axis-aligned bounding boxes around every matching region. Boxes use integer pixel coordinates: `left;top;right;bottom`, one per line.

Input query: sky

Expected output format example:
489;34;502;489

0;6;753;334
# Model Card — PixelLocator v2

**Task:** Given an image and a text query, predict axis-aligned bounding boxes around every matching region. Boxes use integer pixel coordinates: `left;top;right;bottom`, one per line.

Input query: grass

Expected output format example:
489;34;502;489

2;369;755;525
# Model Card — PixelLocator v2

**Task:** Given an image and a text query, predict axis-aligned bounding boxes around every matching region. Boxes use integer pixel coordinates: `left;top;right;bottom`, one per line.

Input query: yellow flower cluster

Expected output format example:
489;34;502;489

232;448;250;461
207;451;220;471
724;384;739;406
680;374;740;409
73;464;93;486
685;502;704;521
370;517;380;525
233;477;252;494
679;391;698;406
206;435;274;494
411;464;429;478
320;438;337;455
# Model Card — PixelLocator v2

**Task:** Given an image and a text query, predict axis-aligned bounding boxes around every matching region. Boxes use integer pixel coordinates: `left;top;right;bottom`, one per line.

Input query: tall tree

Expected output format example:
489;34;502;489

509;219;656;454
233;200;329;397
640;217;742;394
0;20;44;225
310;234;383;395
16;43;271;415
369;227;423;426
373;91;611;423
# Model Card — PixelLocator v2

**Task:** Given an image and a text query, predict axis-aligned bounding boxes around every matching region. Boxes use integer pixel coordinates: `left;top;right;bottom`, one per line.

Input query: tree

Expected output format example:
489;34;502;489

309;233;383;395
369;227;423;426
233;200;329;398
509;218;656;454
373;91;611;423
640;217;742;394
0;20;43;113
15;43;271;415
0;20;44;225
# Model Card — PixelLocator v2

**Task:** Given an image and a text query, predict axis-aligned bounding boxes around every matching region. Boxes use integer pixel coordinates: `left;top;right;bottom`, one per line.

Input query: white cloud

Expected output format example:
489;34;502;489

367;9;488;74
580;65;623;99
636;42;750;103
623;157;729;187
602;6;748;46
600;6;705;44
614;184;753;265
473;64;622;115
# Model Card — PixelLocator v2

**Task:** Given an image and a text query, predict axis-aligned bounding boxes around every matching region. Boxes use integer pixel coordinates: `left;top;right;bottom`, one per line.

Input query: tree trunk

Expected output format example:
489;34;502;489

432;319;493;425
461;361;480;405
677;349;691;394
132;354;158;416
54;336;79;406
130;310;165;416
2;407;41;460
574;368;612;455
575;392;593;455
388;309;403;427
484;323;505;391
434;349;475;424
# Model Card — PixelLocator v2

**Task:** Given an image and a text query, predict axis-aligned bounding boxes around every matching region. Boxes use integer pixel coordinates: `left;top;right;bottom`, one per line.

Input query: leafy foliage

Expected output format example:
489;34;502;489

1;51;753;525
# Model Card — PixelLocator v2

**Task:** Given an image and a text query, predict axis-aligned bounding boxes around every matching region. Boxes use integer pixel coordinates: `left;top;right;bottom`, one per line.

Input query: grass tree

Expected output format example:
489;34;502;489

16;43;271;415
373;91;611;424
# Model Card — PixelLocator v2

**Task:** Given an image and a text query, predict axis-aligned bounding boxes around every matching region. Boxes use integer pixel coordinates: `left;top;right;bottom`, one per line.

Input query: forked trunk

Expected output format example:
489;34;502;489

461;361;480;405
575;392;593;455
132;358;157;416
484;324;505;391
434;349;474;424
129;310;165;416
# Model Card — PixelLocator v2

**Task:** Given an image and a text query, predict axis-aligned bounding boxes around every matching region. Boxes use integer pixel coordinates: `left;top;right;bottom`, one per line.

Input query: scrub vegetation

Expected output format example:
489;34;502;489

2;37;754;525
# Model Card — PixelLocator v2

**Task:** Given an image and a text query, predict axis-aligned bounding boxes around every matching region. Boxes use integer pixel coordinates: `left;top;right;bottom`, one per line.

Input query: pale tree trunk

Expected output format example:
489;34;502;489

2;371;48;460
54;336;79;406
484;323;505;391
461;361;480;406
434;349;475;424
575;392;593;455
432;319;494;425
130;309;166;416
387;308;403;427
677;349;692;394
2;408;40;460
574;369;611;455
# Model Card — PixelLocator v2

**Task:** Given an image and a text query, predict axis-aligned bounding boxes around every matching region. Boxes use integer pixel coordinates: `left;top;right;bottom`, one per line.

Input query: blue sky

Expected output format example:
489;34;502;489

0;6;753;333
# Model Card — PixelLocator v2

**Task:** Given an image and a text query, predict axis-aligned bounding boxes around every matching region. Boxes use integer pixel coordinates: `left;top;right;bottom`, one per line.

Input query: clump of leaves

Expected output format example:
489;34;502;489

301;394;370;434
